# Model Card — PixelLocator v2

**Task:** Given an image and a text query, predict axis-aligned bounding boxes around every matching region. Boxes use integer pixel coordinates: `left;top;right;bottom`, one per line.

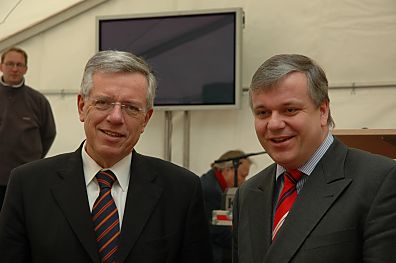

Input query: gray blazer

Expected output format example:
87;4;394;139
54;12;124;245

233;138;396;263
0;146;213;263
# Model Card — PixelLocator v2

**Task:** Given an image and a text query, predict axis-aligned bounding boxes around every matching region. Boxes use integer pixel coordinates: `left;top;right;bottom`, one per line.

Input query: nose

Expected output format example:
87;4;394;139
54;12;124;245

106;104;124;123
267;112;285;130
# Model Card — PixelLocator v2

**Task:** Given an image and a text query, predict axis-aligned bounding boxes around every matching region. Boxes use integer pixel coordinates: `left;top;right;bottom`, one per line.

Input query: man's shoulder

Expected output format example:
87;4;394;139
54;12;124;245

346;147;396;173
22;84;51;104
200;169;215;182
13;151;77;175
22;84;44;96
133;152;199;180
323;139;396;184
133;152;202;199
200;169;220;190
7;151;78;190
240;164;276;190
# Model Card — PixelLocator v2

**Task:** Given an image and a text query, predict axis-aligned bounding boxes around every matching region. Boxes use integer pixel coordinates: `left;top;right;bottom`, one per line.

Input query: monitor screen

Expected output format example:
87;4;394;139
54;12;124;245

97;8;243;110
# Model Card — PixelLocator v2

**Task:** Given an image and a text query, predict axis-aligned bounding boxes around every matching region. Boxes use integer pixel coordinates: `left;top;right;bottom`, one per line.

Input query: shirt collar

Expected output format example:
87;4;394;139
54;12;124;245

0;76;25;88
81;141;131;191
276;132;334;179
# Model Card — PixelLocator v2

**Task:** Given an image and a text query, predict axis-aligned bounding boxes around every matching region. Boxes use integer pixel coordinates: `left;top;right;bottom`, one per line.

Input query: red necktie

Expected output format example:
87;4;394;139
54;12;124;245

92;170;120;263
272;169;303;240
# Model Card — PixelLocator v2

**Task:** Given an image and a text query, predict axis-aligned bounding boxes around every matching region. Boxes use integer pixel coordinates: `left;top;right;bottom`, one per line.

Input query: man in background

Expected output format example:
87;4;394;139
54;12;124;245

0;50;212;263
0;47;56;208
201;150;251;263
232;54;396;262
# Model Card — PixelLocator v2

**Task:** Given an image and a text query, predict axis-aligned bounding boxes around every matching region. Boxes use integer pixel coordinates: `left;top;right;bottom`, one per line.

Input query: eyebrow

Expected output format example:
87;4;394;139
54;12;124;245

93;96;144;106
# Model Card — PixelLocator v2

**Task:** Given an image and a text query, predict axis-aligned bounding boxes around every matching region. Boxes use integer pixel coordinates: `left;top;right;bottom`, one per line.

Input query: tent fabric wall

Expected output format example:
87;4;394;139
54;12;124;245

3;0;395;177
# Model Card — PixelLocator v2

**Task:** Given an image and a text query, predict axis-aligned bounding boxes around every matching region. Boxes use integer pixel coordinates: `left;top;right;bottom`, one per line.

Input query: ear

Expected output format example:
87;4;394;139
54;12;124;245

77;94;86;122
140;108;154;133
319;100;330;126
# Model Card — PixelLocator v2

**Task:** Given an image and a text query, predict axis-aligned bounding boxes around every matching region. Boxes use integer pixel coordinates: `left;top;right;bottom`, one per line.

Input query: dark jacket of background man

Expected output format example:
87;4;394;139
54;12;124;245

0;47;56;208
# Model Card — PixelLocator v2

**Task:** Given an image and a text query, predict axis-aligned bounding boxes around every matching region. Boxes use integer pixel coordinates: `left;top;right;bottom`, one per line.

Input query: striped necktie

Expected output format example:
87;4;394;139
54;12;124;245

272;169;303;240
92;170;120;263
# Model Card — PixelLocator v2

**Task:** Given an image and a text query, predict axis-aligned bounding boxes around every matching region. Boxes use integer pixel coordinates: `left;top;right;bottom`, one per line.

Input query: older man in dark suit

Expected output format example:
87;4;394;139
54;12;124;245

232;54;396;263
0;50;213;263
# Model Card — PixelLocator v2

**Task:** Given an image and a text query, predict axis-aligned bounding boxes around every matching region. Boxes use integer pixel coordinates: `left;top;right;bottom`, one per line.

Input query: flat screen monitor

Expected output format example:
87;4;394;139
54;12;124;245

97;8;243;110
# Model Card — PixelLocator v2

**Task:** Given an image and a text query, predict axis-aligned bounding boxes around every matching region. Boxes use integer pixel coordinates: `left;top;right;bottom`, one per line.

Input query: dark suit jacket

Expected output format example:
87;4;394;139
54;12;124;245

0;146;213;263
201;169;232;263
233;138;396;263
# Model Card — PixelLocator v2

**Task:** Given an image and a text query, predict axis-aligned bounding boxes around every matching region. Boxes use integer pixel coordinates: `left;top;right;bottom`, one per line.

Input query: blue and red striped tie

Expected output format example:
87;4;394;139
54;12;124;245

92;170;120;263
272;169;303;240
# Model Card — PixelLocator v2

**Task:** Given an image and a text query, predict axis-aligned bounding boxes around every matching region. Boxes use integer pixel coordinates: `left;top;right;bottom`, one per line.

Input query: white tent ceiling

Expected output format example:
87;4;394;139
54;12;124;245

0;0;108;51
0;0;83;41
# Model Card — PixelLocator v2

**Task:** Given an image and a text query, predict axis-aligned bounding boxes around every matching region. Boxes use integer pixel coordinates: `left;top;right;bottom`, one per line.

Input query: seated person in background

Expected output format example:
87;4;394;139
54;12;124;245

201;150;251;263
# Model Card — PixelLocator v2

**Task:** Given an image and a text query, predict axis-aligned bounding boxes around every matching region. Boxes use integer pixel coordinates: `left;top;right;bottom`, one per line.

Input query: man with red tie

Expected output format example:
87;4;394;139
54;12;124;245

232;54;396;263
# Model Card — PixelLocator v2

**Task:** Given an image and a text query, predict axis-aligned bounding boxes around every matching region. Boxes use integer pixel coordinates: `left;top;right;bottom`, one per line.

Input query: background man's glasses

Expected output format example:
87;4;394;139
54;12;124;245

3;62;26;69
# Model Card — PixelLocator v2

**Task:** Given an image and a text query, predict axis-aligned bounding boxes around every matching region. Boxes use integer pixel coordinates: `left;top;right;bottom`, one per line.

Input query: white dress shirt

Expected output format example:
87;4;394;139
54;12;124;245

81;142;131;228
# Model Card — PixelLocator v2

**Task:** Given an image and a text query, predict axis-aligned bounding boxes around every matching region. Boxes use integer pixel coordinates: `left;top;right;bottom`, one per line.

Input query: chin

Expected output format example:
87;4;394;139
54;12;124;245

272;154;296;167
95;145;121;157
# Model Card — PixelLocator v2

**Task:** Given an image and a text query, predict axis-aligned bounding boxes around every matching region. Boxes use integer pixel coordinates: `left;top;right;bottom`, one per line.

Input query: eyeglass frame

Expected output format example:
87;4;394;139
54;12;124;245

2;62;27;69
85;96;146;117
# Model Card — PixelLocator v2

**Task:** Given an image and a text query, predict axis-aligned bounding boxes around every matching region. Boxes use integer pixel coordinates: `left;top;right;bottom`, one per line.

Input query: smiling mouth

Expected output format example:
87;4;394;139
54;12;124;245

102;130;123;137
271;136;293;143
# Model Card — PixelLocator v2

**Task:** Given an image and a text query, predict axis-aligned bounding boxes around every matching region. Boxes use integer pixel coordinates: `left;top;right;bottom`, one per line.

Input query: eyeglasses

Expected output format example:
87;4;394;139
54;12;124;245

87;96;145;117
3;62;26;69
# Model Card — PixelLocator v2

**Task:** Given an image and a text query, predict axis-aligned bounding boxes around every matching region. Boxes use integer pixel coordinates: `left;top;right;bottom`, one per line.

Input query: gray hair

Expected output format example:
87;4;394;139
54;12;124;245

249;54;335;128
80;50;157;110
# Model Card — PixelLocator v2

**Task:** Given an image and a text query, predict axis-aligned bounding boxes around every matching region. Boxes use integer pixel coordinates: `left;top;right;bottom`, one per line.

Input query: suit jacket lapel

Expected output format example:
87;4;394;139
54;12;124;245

246;165;276;263
117;151;163;263
50;146;100;263
264;139;352;263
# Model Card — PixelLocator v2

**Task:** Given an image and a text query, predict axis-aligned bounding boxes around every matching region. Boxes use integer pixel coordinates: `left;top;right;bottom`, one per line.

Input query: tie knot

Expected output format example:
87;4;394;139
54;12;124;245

285;169;303;185
96;170;116;190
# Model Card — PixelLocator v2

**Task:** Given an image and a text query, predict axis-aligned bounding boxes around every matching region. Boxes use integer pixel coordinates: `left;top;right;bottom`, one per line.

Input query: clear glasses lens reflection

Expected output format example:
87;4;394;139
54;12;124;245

3;62;26;69
88;97;144;117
